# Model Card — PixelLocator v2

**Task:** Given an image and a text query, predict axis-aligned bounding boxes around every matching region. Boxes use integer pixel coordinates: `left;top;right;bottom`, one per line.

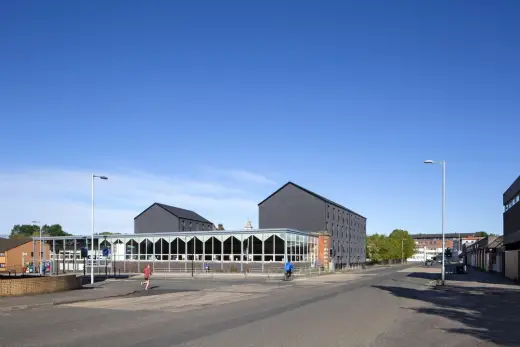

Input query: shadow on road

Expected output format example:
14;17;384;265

373;274;520;346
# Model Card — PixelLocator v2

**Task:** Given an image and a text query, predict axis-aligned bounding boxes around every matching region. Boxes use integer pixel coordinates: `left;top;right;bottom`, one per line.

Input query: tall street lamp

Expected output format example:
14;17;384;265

401;238;405;264
91;174;108;284
424;159;446;285
32;220;42;274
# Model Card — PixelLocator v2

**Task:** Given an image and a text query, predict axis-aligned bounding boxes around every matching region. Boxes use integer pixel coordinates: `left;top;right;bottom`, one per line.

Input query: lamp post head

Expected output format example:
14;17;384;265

424;160;435;164
99;176;108;180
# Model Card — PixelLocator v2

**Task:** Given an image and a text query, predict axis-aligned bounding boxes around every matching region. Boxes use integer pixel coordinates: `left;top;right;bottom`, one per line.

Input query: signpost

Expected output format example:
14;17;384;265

102;248;110;277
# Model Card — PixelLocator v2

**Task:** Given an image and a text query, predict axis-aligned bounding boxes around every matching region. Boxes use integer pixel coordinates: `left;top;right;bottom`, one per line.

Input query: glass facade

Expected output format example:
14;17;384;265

33;228;319;274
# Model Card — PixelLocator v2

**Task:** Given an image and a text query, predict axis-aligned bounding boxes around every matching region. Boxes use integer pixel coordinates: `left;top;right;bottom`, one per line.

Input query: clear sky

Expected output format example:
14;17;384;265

0;1;519;236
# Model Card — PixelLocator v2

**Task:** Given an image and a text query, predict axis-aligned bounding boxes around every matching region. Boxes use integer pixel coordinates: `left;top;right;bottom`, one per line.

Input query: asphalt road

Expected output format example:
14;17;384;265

0;265;515;347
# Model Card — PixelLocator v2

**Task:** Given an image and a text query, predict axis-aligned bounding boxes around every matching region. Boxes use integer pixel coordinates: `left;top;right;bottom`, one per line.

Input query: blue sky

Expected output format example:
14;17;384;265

0;1;519;235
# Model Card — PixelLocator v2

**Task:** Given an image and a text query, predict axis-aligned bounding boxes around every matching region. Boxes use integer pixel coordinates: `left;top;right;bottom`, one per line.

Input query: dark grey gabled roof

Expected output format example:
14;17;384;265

134;203;212;224
0;237;32;253
258;181;366;219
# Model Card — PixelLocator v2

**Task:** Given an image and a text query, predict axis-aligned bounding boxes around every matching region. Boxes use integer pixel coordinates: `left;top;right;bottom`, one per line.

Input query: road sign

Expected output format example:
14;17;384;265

102;248;110;257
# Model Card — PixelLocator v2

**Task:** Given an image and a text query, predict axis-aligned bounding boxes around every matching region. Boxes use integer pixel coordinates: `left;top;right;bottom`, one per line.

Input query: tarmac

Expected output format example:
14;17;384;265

2;264;519;346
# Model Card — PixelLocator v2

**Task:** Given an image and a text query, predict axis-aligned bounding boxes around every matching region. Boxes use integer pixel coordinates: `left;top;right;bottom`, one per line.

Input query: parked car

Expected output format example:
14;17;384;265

425;259;434;266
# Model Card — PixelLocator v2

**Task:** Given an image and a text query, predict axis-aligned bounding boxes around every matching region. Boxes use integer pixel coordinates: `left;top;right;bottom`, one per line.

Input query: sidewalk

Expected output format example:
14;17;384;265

0;280;139;312
440;266;520;292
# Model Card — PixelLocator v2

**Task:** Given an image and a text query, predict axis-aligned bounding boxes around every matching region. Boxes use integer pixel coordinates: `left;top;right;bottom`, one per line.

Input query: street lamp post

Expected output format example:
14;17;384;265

91;174;108;285
401;238;405;264
424;159;446;285
32;221;42;274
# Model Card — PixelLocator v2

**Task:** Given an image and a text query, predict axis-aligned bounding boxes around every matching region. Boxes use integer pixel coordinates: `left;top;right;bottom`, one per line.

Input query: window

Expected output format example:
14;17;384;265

0;253;4;257
0;264;5;268
30;252;34;257
505;193;520;211
189;222;192;231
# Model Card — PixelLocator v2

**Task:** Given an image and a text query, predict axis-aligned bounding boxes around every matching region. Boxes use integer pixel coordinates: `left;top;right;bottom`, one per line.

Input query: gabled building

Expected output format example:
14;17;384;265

134;203;214;234
258;181;366;267
0;237;50;272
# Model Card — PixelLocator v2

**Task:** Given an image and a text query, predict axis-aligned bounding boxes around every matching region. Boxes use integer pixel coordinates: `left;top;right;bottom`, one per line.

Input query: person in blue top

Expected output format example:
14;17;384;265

284;259;294;279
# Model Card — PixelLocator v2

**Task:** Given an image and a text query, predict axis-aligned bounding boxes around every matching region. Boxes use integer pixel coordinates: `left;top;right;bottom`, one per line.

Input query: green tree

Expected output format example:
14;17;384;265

10;224;40;238
388;229;416;260
42;224;71;237
474;231;489;237
217;224;225;230
367;229;416;263
10;224;71;238
96;232;120;235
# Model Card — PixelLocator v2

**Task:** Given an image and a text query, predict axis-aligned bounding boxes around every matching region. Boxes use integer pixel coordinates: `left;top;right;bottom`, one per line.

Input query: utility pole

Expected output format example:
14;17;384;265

401;239;405;264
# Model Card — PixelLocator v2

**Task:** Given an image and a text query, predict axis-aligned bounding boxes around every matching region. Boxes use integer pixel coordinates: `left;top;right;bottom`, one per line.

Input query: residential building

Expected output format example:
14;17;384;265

463;236;504;273
0;238;50;272
134;203;214;234
258;182;366;267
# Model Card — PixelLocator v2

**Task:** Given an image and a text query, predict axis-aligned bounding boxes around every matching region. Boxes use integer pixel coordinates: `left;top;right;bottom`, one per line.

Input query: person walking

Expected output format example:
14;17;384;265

141;264;152;290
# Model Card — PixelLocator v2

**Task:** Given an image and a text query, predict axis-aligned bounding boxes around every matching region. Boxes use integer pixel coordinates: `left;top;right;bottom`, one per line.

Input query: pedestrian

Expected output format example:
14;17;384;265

141;264;152;290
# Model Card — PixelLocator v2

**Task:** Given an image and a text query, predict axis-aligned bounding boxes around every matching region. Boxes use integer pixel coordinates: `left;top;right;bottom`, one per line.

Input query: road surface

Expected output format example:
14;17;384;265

0;265;517;347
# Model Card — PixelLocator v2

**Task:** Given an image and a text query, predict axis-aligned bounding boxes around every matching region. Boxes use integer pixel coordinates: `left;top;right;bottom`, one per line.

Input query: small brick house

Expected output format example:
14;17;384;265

0;238;50;273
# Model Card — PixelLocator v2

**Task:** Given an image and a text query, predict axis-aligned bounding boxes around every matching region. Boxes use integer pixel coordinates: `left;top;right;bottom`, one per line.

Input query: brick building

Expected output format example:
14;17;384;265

0;238;50;273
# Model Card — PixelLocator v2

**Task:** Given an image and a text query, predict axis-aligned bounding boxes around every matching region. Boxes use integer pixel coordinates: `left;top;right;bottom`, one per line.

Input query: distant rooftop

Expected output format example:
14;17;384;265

412;233;477;240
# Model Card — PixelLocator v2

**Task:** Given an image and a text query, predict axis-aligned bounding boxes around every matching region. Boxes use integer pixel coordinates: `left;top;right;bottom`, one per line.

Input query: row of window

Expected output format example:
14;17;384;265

327;222;364;241
180;220;211;231
0;252;5;257
327;205;365;228
0;263;5;268
505;193;520;212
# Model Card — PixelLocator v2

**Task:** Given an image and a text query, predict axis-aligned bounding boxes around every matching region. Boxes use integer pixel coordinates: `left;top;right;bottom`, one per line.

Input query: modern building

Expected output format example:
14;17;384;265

504;176;520;250
503;175;520;280
33;229;320;274
134;203;214;234
258;182;366;267
0;238;49;273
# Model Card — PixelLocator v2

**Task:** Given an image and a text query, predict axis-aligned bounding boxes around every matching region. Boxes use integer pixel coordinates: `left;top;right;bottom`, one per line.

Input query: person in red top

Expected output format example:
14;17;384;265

141;264;152;290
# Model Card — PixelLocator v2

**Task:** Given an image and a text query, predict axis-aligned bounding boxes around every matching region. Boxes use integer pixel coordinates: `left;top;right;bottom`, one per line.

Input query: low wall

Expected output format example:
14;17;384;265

0;275;81;297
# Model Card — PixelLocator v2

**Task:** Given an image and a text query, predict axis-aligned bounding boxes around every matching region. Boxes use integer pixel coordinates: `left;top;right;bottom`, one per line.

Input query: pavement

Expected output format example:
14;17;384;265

1;264;519;346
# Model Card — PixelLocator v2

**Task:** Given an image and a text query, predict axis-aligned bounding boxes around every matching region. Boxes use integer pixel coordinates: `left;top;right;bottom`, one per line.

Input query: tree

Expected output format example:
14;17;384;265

217;224;225;230
366;229;416;263
474;231;489;238
42;224;71;237
10;224;40;238
388;229;416;260
9;224;71;238
96;232;120;235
